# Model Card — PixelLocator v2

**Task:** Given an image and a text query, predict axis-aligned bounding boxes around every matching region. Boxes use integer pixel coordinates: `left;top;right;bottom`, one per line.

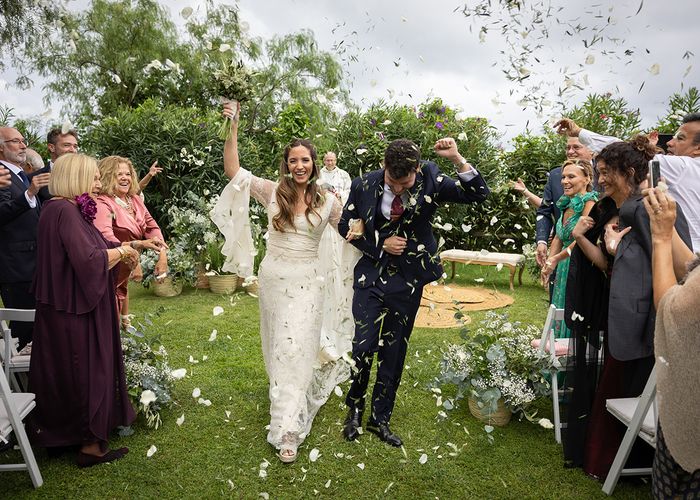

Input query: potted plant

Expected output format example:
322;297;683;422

437;311;553;428
205;239;239;294
167;191;223;289
140;240;196;297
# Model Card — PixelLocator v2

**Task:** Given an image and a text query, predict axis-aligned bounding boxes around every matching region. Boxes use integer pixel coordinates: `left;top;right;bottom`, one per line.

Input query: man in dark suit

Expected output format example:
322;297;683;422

338;137;489;446
0;127;50;348
30;127;79;203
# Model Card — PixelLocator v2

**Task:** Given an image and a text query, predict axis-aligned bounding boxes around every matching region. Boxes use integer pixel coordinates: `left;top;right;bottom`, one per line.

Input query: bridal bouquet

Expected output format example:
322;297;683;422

211;57;255;140
437;311;553;420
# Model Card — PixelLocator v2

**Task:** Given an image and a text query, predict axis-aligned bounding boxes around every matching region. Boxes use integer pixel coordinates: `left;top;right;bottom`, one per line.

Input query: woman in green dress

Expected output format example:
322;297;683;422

541;159;598;338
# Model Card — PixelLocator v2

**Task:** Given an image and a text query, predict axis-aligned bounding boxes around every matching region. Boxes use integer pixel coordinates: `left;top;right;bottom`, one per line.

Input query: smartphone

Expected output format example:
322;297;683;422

648;160;660;188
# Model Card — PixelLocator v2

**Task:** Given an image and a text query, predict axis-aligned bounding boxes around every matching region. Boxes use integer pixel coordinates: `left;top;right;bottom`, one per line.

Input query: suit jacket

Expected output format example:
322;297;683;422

608;196;692;361
0;165;41;283
535;166;563;243
339;161;489;288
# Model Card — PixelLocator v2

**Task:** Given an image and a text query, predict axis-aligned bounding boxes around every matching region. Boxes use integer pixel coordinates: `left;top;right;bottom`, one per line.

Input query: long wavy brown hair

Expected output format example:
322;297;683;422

272;139;324;232
97;155;140;197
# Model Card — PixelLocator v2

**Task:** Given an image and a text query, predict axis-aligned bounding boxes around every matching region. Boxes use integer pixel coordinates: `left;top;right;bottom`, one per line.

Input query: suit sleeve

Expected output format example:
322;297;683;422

535;174;555;244
339;177;384;262
0;185;31;225
432;163;490;204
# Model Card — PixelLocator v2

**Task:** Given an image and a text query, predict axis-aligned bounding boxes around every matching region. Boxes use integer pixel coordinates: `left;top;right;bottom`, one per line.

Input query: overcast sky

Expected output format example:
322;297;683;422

2;0;697;146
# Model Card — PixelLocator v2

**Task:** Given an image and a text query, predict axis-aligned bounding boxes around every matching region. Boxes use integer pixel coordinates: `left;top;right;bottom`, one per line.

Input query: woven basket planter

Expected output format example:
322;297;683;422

152;277;183;297
194;263;210;289
468;397;512;427
208;274;238;294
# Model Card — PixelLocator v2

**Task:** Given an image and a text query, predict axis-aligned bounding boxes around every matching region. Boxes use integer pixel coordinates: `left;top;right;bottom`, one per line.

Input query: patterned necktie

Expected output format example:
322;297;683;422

17;170;30;188
390;194;404;222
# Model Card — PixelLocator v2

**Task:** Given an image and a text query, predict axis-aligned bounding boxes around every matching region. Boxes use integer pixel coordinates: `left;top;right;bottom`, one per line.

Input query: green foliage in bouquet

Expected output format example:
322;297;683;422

121;309;180;430
436;311;553;420
139;240;197;288
213;57;256;140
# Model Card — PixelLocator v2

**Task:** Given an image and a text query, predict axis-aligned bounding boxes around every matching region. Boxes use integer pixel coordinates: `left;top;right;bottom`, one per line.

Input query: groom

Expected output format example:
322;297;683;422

338;137;489;446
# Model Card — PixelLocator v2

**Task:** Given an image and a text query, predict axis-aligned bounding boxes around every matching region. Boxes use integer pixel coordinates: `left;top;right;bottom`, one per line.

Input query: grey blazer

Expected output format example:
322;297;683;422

608;195;691;361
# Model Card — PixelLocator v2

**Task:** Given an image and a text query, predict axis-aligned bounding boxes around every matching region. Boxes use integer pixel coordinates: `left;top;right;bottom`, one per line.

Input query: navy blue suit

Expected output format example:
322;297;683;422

338;161;489;424
0;163;41;348
535;166;563;244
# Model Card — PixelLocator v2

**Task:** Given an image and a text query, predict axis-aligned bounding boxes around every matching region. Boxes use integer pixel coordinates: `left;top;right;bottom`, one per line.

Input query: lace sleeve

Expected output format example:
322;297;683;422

250;174;277;208
328;196;343;230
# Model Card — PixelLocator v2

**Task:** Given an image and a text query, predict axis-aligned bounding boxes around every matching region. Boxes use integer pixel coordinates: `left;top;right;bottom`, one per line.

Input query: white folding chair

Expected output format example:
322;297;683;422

602;365;657;495
532;305;569;443
0;356;43;488
0;309;34;392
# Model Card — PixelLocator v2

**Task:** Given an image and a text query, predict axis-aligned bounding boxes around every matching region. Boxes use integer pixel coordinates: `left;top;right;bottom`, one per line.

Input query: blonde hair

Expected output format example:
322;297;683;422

561;158;594;192
97;155;140;197
49;153;98;198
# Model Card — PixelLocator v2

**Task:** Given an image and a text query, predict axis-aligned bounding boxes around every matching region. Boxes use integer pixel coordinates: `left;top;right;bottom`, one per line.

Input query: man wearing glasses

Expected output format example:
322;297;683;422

0;127;51;348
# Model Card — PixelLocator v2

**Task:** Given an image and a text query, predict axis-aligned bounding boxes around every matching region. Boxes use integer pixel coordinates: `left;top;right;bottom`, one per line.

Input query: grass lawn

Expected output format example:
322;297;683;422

2;264;651;499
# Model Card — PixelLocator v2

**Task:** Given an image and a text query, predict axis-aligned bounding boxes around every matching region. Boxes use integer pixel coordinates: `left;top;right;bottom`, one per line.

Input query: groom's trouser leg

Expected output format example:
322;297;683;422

370;275;423;424
345;284;383;413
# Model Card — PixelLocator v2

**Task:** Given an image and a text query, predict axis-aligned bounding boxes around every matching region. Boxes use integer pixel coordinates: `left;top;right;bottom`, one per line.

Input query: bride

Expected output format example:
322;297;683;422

211;102;362;463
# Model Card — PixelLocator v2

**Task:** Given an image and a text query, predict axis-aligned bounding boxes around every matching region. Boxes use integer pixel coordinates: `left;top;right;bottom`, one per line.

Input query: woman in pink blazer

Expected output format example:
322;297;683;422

95;156;168;328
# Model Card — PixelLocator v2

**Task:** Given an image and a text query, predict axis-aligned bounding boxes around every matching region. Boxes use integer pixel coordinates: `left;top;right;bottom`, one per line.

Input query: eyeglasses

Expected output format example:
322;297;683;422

3;138;28;146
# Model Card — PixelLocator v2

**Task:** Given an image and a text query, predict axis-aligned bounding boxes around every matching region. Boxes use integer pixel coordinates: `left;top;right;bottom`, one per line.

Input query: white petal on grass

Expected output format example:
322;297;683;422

490;216;498;226
419;453;428;464
208;329;217;342
146;445;157;457
538;418;554;429
176;413;185;426
219;43;231;52
474;278;485;283
213;306;224;316
334;386;343;397
325;480;331;488
357;463;365;470
462;224;472;233
198;398;212;406
309;448;320;462
171;368;187;380
496;263;504;271
192;387;201;398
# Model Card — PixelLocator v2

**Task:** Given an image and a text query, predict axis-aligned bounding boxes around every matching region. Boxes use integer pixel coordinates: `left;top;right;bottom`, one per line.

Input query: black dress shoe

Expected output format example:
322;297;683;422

342;408;363;441
76;447;129;468
366;421;402;447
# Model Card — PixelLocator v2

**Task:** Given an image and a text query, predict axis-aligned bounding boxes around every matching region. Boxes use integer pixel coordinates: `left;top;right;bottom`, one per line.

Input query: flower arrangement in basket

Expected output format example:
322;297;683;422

211;52;255;140
437;311;554;435
120;309;184;430
139;239;197;292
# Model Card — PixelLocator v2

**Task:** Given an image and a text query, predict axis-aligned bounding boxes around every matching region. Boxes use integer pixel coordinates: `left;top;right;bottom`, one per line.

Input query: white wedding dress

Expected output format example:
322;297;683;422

211;169;359;449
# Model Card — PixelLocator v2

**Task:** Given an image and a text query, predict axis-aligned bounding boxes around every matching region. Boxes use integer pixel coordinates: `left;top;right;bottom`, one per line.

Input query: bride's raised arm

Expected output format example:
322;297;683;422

223;101;241;180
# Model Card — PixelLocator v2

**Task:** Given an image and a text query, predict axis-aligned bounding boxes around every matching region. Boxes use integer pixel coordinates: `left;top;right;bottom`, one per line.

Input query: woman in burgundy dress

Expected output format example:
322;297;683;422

94;155;168;328
29;153;165;467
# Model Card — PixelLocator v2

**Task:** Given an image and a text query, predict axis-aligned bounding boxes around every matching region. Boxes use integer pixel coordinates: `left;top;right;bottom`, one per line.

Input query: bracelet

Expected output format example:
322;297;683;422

116;246;128;262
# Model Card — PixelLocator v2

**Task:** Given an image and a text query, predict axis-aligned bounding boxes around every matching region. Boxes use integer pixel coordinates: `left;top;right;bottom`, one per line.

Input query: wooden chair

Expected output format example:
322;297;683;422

602;365;657;495
0;355;43;488
531;305;569;443
0;309;34;392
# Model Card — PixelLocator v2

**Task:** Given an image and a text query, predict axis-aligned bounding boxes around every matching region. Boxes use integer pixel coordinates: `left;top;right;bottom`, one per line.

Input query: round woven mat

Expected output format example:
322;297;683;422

415;284;514;329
